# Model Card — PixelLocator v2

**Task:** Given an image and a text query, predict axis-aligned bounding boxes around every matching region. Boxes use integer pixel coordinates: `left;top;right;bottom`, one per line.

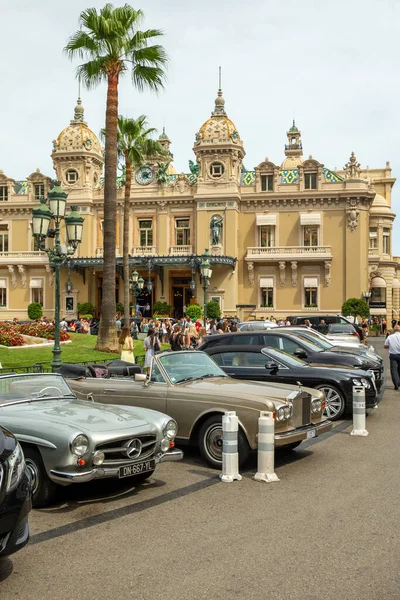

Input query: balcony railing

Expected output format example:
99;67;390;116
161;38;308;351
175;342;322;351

132;246;156;256
96;247;121;258
169;245;192;256
246;245;332;260
0;251;48;263
368;248;380;257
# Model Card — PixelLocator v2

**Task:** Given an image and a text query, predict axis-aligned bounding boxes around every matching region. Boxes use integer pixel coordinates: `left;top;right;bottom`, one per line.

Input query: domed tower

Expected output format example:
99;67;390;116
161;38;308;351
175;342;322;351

51;97;104;192
193;84;245;195
281;120;304;170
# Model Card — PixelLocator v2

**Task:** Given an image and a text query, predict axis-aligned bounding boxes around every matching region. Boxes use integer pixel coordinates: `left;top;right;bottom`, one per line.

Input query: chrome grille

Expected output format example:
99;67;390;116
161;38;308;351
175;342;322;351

96;435;157;466
291;393;311;427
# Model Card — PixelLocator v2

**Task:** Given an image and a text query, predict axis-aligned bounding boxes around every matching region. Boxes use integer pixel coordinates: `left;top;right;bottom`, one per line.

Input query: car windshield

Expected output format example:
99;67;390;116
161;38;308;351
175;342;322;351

285;334;324;352
158;351;226;384
295;330;333;350
262;347;307;367
0;374;75;405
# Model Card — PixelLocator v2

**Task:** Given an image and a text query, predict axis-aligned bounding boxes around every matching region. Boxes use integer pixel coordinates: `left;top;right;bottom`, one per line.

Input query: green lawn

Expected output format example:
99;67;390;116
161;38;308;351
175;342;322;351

0;334;166;369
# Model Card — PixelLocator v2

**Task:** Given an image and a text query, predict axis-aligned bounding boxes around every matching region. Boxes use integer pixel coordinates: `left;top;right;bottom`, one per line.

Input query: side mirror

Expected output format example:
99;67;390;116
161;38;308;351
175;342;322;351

294;348;307;359
134;373;147;383
265;361;279;371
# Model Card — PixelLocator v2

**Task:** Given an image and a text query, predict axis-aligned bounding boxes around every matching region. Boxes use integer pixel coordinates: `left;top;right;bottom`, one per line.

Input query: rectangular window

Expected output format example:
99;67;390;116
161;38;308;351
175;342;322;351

175;218;190;246
0;279;6;307
66;297;74;312
303;226;319;247
0;229;9;252
32;287;44;305
138;219;153;247
304;172;317;189
304;277;318;308
261;287;273;307
383;228;390;254
369;227;378;250
34;184;45;200
261;174;273;192
260;225;275;247
0;186;8;201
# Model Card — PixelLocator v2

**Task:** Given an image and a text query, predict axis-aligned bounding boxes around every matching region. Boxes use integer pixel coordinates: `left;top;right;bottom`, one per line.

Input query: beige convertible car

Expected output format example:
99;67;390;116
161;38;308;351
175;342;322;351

65;351;332;468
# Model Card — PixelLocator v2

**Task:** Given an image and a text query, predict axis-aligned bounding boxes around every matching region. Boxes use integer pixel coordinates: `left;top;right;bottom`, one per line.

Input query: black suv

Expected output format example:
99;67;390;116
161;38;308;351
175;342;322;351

0;426;31;558
198;331;384;391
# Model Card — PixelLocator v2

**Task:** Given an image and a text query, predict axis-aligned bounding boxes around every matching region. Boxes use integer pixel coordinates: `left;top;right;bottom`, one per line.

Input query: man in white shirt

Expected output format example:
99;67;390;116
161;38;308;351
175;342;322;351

384;325;400;389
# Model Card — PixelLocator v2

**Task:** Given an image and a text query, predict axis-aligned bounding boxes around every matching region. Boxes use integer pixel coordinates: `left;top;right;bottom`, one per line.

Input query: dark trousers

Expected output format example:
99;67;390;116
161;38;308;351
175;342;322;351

389;354;400;388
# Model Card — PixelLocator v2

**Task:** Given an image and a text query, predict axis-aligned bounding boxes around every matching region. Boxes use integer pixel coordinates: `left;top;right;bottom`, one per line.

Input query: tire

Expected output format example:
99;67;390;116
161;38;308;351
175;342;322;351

198;415;250;469
23;447;58;508
315;385;346;420
131;470;155;485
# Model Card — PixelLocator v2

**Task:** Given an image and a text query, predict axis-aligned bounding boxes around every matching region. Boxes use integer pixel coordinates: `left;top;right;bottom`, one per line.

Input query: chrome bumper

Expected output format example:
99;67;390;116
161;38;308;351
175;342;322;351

274;420;333;448
49;448;184;485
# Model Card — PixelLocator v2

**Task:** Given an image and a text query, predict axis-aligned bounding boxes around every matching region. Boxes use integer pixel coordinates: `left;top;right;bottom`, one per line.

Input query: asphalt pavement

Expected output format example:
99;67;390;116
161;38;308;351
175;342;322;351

1;339;399;600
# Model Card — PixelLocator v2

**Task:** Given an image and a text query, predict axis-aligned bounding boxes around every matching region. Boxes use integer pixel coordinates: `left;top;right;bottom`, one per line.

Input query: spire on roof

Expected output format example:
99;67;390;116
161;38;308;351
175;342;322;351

212;66;226;116
71;96;86;125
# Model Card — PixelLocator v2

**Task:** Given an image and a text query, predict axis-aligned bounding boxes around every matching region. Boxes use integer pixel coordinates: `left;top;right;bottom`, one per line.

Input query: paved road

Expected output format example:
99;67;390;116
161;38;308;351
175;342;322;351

1;340;399;599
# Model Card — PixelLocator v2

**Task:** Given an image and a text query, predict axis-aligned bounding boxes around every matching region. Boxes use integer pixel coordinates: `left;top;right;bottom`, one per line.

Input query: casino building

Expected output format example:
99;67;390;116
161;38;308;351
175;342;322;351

0;88;398;321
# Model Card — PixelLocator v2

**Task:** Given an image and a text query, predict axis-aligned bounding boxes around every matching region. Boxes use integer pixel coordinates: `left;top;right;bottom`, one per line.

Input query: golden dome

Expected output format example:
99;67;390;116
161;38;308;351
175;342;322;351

195;89;242;145
52;98;103;158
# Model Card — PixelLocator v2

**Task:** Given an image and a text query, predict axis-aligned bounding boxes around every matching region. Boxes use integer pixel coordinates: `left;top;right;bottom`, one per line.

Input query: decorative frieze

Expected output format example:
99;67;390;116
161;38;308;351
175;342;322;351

279;261;286;286
247;261;254;286
290;261;298;286
7;265;17;288
17;265;26;288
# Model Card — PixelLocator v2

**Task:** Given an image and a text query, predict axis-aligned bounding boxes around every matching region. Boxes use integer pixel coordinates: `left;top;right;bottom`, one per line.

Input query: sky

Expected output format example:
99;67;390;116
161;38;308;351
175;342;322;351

1;0;399;252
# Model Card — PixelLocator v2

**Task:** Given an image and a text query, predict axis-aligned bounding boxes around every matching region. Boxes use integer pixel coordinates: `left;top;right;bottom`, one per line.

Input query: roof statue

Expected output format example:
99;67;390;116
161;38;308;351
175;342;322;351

344;152;362;179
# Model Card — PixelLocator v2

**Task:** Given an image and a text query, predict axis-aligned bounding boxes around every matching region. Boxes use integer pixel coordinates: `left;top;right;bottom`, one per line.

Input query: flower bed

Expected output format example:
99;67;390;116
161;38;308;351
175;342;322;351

0;322;70;347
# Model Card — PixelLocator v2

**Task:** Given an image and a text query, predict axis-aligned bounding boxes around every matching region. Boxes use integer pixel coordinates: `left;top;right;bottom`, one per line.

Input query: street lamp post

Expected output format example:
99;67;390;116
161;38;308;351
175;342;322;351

200;249;213;323
130;270;144;340
32;182;84;372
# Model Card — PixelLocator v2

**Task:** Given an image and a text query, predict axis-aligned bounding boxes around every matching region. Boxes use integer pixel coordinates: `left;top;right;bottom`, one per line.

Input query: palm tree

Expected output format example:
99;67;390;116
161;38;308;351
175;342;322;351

64;4;168;352
114;115;167;323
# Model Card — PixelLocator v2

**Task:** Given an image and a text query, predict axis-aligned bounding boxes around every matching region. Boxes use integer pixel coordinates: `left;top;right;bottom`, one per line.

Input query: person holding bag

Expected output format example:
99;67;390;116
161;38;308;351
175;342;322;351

119;327;135;364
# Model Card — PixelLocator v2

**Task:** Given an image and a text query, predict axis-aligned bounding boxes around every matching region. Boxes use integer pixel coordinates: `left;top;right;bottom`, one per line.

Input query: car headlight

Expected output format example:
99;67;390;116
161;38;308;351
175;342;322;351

160;438;170;452
352;379;362;386
276;404;292;421
93;451;105;466
70;434;89;457
311;398;322;412
163;419;178;440
6;443;25;493
360;378;371;389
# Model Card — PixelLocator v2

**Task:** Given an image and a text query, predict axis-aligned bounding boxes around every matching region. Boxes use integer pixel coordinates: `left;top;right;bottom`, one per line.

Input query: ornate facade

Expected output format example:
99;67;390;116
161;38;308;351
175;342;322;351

0;89;398;320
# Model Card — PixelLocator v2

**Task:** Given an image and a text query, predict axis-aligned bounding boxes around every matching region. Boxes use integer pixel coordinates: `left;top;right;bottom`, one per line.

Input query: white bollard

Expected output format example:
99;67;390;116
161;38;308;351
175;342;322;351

254;411;280;483
350;386;369;437
219;411;242;483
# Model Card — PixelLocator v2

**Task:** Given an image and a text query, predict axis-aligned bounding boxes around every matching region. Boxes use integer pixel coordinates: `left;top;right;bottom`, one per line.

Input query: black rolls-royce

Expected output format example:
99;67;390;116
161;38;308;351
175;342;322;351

203;345;380;420
0;425;31;558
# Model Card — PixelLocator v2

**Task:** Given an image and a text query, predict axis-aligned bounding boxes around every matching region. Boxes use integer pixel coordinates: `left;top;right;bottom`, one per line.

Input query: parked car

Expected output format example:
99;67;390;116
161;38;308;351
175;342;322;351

282;325;368;351
0;373;182;507
203;344;379;420
0;425;31;557
286;315;363;338
326;322;360;340
198;331;384;392
65;351;332;469
237;321;278;331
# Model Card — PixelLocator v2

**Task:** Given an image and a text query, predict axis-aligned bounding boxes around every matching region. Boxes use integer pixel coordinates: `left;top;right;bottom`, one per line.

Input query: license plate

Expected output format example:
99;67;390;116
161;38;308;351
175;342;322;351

306;429;316;439
119;459;156;479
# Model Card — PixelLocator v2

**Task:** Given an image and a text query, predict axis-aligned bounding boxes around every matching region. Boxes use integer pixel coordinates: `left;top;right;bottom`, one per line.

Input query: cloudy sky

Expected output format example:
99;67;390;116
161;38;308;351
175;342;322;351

1;0;399;251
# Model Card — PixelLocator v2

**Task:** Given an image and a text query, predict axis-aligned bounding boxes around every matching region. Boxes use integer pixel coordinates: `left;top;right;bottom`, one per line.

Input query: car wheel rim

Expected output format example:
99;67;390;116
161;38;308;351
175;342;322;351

204;424;223;463
25;459;40;495
321;388;343;419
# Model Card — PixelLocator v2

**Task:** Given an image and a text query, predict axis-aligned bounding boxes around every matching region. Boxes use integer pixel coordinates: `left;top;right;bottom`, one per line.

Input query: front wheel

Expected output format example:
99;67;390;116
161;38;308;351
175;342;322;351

23;447;58;508
315;385;346;420
198;415;250;469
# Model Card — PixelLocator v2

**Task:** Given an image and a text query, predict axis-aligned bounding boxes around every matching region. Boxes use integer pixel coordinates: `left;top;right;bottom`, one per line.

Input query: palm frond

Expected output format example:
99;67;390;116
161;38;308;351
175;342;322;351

131;44;169;67
76;60;107;89
132;64;166;92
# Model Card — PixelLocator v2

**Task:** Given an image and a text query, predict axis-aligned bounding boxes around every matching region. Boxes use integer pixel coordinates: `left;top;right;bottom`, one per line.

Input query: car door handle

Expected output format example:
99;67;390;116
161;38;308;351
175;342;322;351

104;388;118;393
226;372;235;376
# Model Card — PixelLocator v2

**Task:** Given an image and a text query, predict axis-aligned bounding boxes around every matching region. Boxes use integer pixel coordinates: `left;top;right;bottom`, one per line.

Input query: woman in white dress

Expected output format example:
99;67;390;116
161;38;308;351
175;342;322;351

143;327;159;372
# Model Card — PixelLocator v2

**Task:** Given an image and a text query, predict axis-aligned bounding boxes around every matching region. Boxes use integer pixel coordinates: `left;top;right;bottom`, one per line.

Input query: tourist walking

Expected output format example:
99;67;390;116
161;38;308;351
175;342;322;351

384;325;400;390
119;327;135;364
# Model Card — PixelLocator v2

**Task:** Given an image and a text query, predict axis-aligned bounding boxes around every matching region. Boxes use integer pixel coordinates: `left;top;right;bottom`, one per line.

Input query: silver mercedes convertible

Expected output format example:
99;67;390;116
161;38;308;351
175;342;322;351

0;372;182;507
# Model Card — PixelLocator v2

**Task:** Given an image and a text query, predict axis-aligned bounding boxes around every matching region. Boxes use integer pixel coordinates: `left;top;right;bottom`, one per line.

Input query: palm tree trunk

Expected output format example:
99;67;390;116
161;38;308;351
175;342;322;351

123;154;132;325
96;73;119;352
